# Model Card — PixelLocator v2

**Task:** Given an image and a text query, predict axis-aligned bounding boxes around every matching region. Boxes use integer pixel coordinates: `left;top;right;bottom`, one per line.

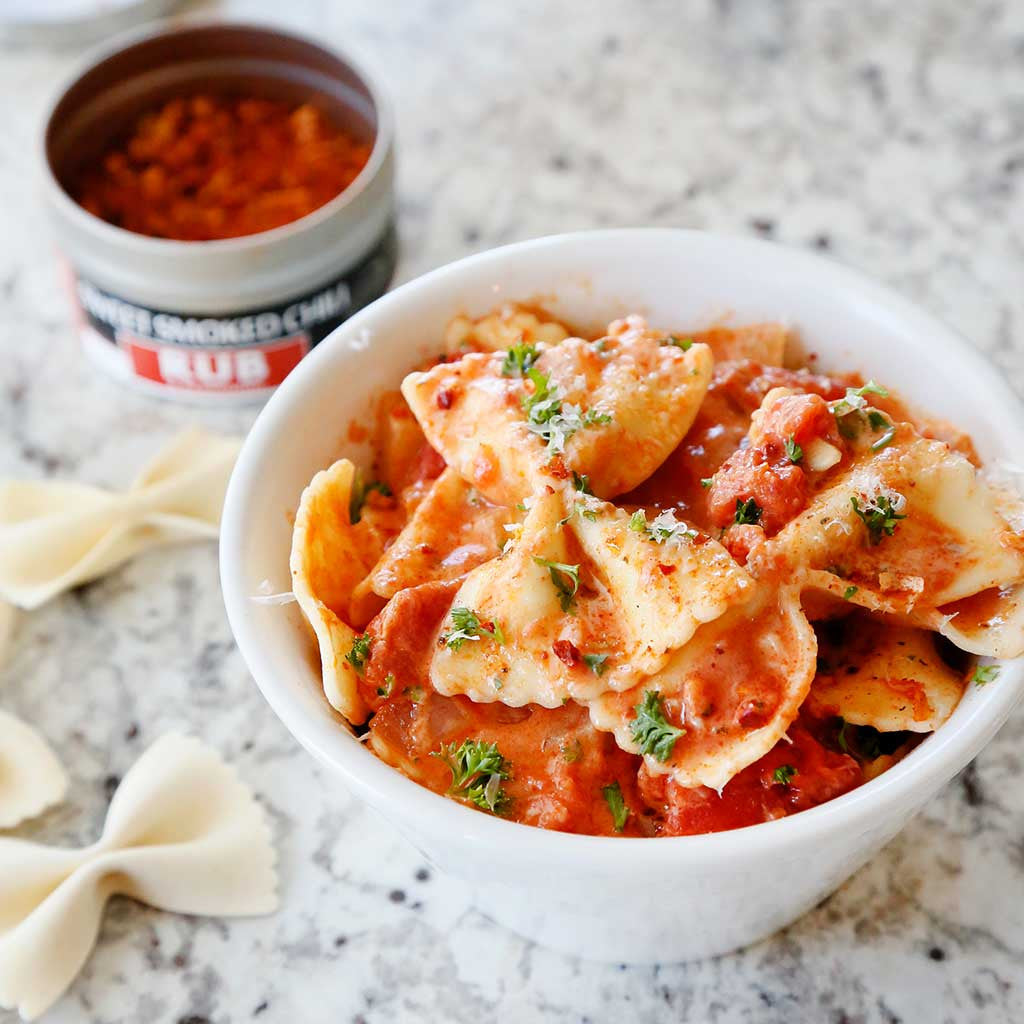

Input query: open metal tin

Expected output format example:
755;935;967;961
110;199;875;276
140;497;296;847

41;19;397;404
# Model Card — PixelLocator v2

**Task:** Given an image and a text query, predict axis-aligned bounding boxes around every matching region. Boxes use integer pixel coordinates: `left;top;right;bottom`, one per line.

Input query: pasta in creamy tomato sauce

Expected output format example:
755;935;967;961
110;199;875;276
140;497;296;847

289;305;1024;836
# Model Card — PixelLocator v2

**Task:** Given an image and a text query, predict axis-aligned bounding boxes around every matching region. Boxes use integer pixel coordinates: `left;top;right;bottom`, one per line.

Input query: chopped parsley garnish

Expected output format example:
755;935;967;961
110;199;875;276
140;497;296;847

836;717;850;753
734;497;763;526
533;556;580;612
349;473;392;524
583;652;609;676
628;508;697;544
561;741;585;765
784;436;803;463
859;728;883;760
830;381;890;419
345;634;372;674
835;718;892;761
376;672;395;698
601;781;629;832
558;469;599;525
662;334;693;351
433;739;510;814
521;368;612;453
521;366;557;409
630;690;685;762
558;501;599;527
842;585;859;600
850;494;906;545
870;424;896;451
572;471;593;494
830;382;891;440
403;685;425;703
835;412;861;441
561;739;583;763
700;475;715;489
501;342;539;377
772;764;797;786
972;664;1000;686
441;607;506;651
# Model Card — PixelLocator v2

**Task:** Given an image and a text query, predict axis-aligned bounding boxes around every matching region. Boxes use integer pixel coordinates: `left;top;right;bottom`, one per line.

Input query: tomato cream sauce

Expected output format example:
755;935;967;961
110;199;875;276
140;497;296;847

350;355;896;835
302;312;1004;837
624;360;852;530
362;582;862;837
639;719;861;836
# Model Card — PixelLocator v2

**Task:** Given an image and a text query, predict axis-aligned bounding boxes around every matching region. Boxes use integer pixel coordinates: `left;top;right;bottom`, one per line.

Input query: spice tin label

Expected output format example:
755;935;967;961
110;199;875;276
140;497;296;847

119;331;311;391
70;225;396;399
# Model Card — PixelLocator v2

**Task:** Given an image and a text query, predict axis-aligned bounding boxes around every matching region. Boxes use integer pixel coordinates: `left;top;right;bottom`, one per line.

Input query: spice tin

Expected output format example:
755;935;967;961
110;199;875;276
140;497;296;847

41;20;396;404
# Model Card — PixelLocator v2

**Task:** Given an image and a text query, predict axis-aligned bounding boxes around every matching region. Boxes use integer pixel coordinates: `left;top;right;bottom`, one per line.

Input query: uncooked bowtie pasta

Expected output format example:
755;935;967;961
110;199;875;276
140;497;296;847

0;428;240;612
0;734;277;1021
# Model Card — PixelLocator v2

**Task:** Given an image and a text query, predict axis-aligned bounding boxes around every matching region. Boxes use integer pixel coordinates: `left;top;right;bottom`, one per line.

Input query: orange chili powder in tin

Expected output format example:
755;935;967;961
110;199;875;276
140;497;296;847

74;94;372;242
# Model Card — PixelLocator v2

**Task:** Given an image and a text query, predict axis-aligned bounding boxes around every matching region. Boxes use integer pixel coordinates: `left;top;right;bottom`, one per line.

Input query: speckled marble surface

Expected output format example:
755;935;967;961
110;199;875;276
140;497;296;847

2;1;1024;1021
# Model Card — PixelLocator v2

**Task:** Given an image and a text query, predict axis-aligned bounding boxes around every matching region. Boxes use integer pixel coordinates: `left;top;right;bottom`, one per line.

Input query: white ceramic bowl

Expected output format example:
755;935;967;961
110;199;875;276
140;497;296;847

220;229;1024;963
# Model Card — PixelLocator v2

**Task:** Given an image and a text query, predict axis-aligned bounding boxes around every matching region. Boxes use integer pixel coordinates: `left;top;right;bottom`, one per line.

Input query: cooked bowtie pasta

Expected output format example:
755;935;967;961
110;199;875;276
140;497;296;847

288;306;1024;837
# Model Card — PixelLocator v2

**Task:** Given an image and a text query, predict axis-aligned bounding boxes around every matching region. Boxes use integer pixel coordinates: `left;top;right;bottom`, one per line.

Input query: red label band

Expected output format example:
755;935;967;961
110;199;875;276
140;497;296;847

119;332;310;391
68;224;396;400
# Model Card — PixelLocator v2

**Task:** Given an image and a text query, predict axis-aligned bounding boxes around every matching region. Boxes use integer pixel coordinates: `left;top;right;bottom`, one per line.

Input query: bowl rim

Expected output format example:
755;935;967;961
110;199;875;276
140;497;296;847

221;227;1024;867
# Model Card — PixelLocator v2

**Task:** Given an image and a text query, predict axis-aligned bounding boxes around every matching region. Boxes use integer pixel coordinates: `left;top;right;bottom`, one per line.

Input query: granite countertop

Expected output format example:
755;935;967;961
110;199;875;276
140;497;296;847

2;0;1023;1021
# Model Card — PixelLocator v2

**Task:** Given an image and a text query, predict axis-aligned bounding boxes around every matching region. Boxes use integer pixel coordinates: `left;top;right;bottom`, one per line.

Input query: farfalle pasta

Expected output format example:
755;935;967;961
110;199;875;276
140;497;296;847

0;428;240;611
0;712;67;830
289;305;1024;836
0;734;277;1021
0;601;12;667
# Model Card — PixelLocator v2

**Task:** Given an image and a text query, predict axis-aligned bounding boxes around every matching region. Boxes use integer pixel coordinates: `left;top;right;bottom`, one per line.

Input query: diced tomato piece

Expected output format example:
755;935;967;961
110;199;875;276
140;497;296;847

721;523;765;565
644;723;862;836
369;692;645;835
715;361;852;414
414;443;447;484
707;391;844;534
757;392;838;448
707;447;808;534
362;579;459;708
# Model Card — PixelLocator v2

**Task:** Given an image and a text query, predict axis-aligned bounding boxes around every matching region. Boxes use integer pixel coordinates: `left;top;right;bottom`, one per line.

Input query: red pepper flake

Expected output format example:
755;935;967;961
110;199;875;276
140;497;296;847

436;388;454;409
657;563;676;575
552;640;580;666
545;455;571;480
